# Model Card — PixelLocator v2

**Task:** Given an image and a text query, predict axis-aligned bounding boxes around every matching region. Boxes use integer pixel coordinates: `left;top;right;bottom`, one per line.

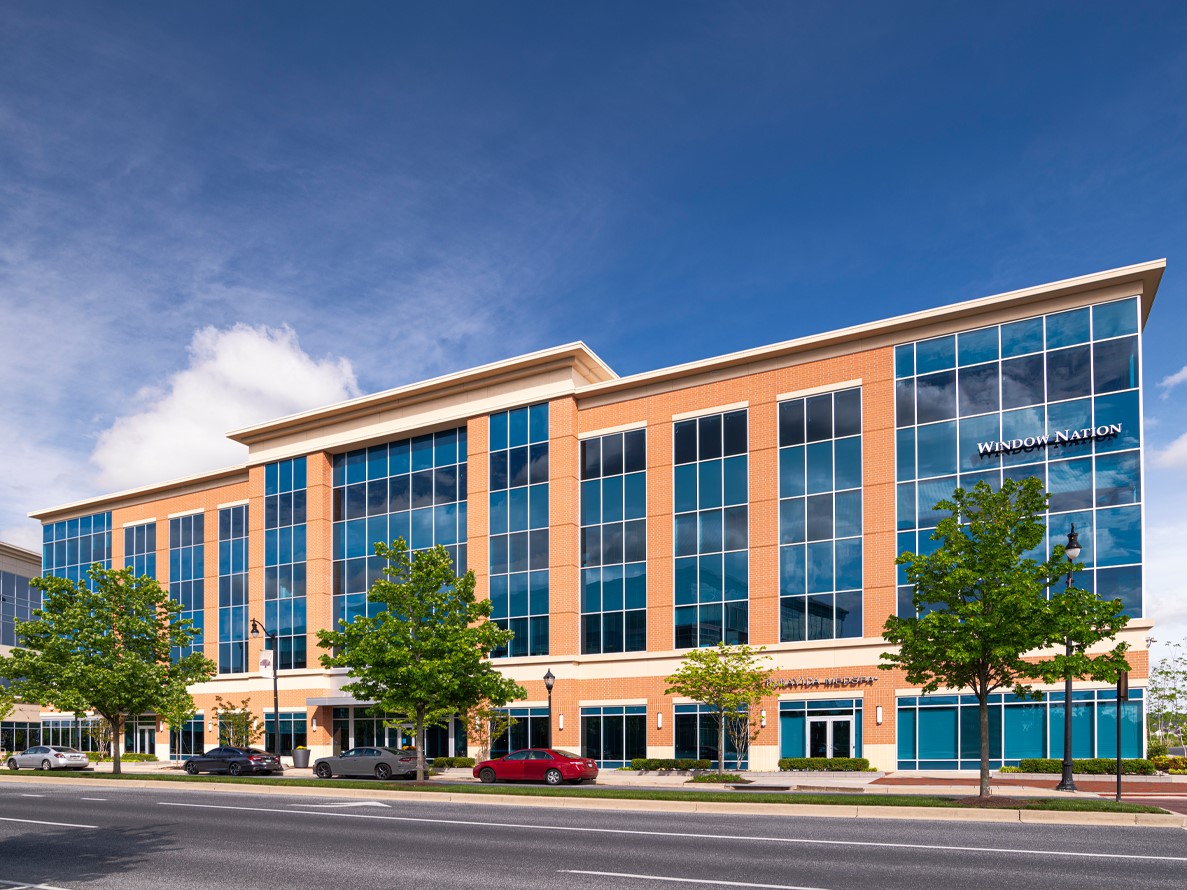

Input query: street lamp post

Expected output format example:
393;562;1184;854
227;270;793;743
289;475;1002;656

1055;525;1082;793
543;669;555;749
250;618;282;762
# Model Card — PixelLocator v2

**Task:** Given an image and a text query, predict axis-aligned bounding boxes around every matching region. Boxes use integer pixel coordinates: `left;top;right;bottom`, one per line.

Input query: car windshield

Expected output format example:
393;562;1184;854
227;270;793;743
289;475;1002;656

552;750;582;759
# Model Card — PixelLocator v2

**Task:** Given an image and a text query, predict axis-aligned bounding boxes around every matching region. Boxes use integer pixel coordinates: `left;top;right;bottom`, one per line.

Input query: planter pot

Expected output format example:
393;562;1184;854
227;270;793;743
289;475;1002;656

292;749;311;769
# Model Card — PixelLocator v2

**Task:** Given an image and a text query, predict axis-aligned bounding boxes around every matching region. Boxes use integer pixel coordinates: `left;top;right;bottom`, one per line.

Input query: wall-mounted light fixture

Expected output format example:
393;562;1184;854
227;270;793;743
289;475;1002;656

876;705;884;725
559;714;565;732
760;709;767;728
311;716;317;731
657;711;663;730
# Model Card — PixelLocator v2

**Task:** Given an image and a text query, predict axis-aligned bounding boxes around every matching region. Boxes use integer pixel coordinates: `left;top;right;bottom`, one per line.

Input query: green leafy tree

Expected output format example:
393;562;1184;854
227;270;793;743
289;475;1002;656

212;696;264;748
664;642;772;775
0;565;215;773
318;540;526;781
1148;641;1187;751
882;479;1129;798
460;697;519;763
158;683;199;754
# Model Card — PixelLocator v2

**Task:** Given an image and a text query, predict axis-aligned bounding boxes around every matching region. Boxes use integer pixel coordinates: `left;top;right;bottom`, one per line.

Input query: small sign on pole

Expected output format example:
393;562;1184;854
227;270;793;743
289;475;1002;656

259;649;276;680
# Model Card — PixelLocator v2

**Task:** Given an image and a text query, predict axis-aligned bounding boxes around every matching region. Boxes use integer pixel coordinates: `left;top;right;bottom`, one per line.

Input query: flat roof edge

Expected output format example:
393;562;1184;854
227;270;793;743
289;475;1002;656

576;260;1166;399
29;464;249;522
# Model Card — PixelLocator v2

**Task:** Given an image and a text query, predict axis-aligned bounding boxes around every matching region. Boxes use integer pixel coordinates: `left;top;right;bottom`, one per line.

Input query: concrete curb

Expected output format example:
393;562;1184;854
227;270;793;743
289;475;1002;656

4;774;1183;829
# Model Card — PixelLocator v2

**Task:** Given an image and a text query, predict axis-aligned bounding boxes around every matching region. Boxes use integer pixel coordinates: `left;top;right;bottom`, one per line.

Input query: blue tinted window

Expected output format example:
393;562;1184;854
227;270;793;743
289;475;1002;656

1001;317;1044;358
1046;308;1090;348
915;335;956;373
895;344;914;379
1093;298;1138;340
958;327;998;366
916;421;957;478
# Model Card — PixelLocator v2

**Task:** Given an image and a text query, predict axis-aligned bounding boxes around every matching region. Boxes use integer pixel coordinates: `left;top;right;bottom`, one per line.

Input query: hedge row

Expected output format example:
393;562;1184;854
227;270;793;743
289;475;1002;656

778;757;869;772
85;752;159;762
629;758;712;771
431;756;476;768
1017;757;1155;775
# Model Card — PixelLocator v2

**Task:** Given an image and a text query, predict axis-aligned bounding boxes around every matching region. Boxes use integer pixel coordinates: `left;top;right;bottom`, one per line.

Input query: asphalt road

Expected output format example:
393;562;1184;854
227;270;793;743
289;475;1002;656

1;780;1186;890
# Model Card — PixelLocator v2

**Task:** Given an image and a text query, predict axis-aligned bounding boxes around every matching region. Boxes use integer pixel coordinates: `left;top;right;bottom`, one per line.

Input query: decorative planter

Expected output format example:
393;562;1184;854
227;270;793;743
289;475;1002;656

292;749;311;769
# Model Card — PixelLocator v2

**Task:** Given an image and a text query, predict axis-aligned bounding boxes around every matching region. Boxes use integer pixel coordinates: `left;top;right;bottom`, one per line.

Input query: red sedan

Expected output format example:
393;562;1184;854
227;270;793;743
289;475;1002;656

473;748;599;785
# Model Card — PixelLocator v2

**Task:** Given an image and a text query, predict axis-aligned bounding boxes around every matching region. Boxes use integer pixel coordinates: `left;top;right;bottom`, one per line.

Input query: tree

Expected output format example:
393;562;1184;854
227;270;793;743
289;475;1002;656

882;478;1129;798
460;697;519;763
1147;641;1187;751
212;696;264;748
318;540;526;781
664;642;772;775
0;565;215;773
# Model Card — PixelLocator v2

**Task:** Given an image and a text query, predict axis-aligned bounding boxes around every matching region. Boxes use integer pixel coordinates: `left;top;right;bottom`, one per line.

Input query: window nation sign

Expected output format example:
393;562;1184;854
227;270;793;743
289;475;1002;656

978;423;1122;456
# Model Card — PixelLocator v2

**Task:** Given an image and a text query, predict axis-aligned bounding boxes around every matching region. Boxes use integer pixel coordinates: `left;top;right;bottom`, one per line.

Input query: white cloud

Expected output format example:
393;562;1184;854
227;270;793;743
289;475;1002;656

1158;365;1187;397
1152;430;1187;469
90;324;360;491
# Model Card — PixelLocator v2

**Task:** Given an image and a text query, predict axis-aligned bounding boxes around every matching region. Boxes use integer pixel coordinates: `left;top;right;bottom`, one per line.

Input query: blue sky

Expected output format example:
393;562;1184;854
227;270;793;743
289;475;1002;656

2;2;1186;637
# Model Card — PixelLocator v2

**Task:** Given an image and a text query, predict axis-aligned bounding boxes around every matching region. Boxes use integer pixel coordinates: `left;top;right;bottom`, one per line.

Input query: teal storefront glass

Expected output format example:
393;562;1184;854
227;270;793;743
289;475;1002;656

779;699;863;760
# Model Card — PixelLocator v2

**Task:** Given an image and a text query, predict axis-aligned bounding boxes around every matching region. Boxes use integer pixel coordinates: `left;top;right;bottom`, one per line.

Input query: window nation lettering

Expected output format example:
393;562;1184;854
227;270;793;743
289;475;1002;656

977;424;1122;456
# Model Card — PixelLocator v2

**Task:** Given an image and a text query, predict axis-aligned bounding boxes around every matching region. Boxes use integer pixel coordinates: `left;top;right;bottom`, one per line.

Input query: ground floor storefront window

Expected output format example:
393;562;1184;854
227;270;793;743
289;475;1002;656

0;721;41;753
123;716;157;756
170;716;204;761
674;704;747;769
581;706;646;767
779;699;863;759
491;707;549;757
897;689;1144;769
265;713;307;756
329;707;465;757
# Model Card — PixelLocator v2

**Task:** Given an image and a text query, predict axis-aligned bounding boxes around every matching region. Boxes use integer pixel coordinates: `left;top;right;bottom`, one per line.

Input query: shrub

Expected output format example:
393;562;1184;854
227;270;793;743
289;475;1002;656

431;756;476;768
688;773;744;783
778;757;869;772
1017;758;1154;775
1151;756;1187;772
998;765;1022;773
85;752;159;763
629;758;712;771
1147;740;1169;759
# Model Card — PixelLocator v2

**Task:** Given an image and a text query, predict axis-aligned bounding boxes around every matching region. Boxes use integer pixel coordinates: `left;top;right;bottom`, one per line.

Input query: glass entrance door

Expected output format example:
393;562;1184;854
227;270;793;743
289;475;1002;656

808;717;853;759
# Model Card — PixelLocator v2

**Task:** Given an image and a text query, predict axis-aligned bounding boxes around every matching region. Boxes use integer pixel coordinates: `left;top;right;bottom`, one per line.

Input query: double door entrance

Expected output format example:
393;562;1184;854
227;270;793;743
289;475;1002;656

808;716;853;759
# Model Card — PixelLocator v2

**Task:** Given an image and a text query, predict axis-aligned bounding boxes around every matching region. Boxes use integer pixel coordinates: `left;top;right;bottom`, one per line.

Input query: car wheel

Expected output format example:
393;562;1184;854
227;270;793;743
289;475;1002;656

314;763;332;779
479;767;496;784
6;759;17;771
544;768;563;786
228;762;243;776
184;762;199;775
40;759;52;771
375;763;392;780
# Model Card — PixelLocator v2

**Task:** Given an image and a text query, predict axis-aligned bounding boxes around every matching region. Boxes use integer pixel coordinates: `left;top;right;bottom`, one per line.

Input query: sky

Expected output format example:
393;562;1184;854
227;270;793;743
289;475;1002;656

1;2;1186;642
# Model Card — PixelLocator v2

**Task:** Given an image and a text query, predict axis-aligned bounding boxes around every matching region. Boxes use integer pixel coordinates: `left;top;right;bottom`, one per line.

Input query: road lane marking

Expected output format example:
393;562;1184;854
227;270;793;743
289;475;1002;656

288;801;391;808
19;794;44;798
0;816;99;829
0;880;80;890
562;870;830;889
79;798;106;801
157;802;1187;863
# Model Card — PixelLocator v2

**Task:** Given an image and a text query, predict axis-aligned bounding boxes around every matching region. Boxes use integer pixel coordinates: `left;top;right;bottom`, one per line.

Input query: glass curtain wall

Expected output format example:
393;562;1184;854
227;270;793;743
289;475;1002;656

580;706;647;767
169;513;204;662
673;410;749;648
580;429;647;653
778;388;863;641
1;571;39;647
332;429;469;624
123;521;156;577
42;511;112;585
895;298;1143;617
264;457;307;669
218;505;249;674
489;404;550;658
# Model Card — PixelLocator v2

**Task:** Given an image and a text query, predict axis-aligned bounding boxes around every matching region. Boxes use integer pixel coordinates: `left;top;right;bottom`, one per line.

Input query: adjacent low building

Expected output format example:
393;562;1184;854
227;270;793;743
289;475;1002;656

24;260;1160;770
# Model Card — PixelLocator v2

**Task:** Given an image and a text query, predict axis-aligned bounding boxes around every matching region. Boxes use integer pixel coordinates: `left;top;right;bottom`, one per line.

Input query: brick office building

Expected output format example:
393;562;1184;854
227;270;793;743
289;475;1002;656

25;261;1160;770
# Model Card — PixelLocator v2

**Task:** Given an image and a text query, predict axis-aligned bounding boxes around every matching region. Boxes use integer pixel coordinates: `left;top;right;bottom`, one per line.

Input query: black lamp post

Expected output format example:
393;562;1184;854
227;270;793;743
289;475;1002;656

543;669;555;749
250;617;282;762
1055;525;1082;793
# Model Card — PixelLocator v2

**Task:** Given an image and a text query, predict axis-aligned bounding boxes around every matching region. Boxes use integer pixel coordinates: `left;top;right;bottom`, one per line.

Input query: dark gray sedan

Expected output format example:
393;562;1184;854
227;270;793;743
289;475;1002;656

312;747;420;779
6;745;91;770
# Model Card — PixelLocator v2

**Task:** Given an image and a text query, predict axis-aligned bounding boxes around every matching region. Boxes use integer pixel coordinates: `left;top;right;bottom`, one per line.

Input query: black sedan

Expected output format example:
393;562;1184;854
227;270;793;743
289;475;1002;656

183;746;282;776
312;747;420;779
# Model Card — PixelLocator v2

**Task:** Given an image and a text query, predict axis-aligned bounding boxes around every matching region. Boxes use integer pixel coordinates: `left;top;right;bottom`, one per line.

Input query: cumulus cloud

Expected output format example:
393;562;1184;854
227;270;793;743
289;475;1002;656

90;324;360;491
1152;430;1187;470
1158;365;1187;397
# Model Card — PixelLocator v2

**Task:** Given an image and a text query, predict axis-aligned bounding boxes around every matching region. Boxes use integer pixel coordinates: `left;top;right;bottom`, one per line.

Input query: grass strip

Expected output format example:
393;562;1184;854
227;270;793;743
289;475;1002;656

0;770;1166;814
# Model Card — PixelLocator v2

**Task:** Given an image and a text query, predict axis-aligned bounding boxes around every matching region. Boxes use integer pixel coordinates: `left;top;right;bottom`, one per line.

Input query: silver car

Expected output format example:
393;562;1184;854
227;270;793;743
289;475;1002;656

312;747;422;779
6;745;91;771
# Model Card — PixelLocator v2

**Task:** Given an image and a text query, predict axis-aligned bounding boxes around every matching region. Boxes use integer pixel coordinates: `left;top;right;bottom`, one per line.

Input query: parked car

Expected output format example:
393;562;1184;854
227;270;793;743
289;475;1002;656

312;747;423;780
6;745;91;771
183;746;282;776
473;748;598;785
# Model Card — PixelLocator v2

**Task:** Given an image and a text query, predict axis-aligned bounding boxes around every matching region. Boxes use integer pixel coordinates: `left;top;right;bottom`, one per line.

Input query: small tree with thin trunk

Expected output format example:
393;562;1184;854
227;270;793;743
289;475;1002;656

882;478;1127;798
0;565;214;774
665;642;772;775
460;697;518;763
318;540;526;781
1147;641;1187;752
212;696;264;748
